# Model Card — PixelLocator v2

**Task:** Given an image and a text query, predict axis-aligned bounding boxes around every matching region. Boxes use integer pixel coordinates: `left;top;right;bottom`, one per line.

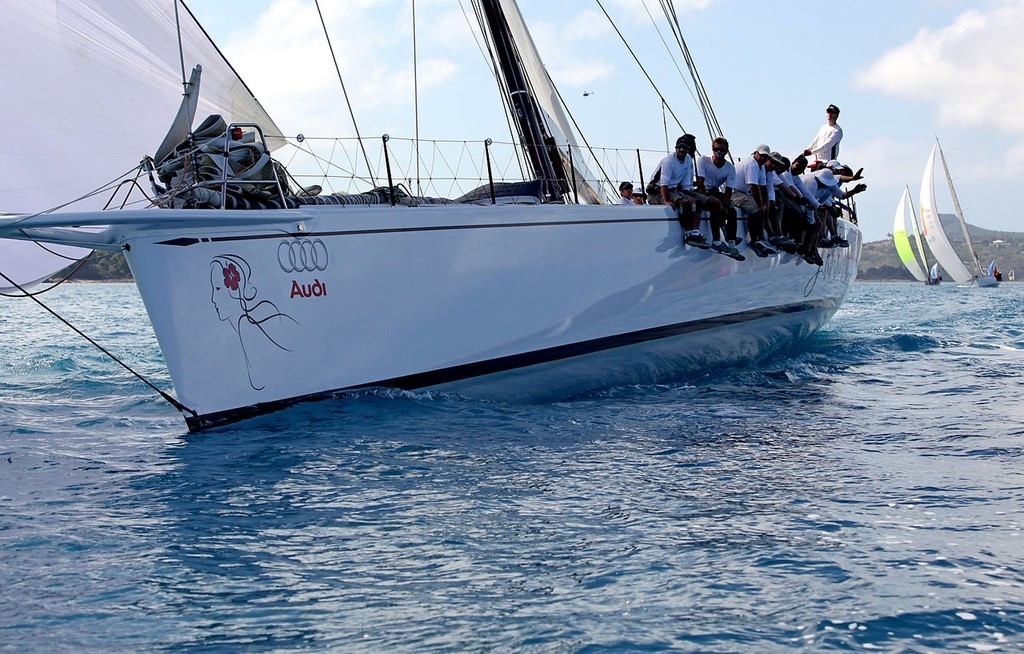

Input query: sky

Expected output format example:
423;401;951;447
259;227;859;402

183;0;1024;242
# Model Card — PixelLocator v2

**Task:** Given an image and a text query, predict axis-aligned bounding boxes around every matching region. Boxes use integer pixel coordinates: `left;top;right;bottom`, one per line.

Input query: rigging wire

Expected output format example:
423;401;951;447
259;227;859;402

412;0;422;195
658;0;724;142
546;72;615;198
0;269;196;419
593;0;689;137
8;165;150;228
314;0;377;186
469;0;529;182
173;0;188;95
637;0;703;113
0;252;94;299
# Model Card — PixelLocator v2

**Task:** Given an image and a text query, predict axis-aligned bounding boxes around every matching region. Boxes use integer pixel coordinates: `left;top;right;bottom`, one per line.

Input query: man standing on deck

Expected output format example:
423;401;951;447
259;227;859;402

804;104;843;164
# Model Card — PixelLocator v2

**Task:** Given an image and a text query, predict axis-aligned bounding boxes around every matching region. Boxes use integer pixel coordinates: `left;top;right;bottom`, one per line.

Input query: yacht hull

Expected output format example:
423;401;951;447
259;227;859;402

110;203;859;430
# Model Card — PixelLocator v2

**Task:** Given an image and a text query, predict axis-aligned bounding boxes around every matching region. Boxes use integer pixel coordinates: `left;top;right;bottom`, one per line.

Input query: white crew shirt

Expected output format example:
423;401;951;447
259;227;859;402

696;156;736;192
783;170;818;207
656;153;694;191
799;172;841;207
806;122;843;162
732;156;765;194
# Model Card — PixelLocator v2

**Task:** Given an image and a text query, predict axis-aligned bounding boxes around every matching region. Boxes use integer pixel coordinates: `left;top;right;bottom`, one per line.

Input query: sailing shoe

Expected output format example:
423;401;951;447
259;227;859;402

755;240;779;255
750;241;773;258
819;237;835;249
711;241;746;261
832;235;850;248
771;236;800;254
685;231;711;249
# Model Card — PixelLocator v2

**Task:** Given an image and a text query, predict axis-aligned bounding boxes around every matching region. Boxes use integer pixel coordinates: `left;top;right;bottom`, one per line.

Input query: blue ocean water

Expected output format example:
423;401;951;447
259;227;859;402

1;281;1022;652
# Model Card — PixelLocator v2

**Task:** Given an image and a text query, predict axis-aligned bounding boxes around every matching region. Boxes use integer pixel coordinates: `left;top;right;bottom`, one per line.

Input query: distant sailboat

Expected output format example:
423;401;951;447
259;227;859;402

892;186;938;284
918;140;998;287
927;262;942;286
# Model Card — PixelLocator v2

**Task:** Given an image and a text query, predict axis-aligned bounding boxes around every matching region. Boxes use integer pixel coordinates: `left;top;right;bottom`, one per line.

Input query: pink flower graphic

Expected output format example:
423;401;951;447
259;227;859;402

223;263;241;291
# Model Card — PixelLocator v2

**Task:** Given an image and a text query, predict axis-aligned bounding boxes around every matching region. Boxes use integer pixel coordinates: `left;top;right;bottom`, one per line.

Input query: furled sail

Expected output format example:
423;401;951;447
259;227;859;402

0;0;283;290
918;144;973;283
892;187;927;282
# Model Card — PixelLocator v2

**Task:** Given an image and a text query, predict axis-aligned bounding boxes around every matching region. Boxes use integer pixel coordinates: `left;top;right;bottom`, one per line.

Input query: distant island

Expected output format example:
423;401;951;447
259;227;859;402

59;213;1021;282
859;213;1021;281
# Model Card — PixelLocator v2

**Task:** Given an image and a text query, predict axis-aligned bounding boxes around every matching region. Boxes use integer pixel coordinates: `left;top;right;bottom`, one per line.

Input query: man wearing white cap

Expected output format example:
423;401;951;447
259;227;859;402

730;144;777;257
799;168;866;248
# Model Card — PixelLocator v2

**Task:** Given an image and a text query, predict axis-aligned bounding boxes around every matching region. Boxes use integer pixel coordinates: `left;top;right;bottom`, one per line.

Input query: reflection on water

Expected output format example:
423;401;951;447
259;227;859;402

1;282;1023;651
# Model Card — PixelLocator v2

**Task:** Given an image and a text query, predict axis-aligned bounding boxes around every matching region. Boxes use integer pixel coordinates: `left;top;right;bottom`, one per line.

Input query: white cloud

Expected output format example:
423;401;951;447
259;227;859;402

856;2;1024;134
220;0;463;136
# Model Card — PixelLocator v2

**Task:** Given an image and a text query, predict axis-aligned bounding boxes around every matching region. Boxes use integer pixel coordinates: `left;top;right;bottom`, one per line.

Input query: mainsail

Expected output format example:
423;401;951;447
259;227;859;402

0;0;283;289
892;187;927;282
936;139;984;277
918;144;974;283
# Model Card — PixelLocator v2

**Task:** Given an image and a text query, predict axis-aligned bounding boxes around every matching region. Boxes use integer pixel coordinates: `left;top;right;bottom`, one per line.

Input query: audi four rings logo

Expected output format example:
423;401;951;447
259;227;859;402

278;238;329;272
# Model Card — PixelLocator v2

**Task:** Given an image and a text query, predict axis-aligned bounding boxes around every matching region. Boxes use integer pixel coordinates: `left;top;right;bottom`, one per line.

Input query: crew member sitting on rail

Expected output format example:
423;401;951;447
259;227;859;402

652;135;710;249
617;181;635;205
695;137;744;260
731;144;777;257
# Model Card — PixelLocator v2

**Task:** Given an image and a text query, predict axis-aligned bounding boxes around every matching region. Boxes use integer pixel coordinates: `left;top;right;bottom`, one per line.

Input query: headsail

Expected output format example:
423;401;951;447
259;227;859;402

893;187;927;282
919;144;974;283
0;0;283;290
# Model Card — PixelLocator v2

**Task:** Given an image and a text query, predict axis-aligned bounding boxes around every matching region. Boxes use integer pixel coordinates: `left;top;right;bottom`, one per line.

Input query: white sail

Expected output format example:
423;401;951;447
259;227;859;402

0;0;283;290
919;144;974;283
907;190;929;273
496;0;605;204
936;140;983;277
893;187;927;282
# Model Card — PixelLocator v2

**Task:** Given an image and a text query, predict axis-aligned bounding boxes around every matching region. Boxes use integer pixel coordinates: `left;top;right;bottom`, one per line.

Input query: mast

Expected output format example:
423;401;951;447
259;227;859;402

935;139;983;276
477;0;564;202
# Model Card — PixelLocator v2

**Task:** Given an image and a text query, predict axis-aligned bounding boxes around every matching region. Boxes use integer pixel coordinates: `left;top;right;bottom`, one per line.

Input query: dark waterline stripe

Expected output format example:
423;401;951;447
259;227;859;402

184;299;834;432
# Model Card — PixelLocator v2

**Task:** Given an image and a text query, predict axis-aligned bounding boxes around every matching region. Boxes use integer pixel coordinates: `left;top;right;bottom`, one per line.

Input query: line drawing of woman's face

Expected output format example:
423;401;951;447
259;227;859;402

210;263;236;324
209;254;297;391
